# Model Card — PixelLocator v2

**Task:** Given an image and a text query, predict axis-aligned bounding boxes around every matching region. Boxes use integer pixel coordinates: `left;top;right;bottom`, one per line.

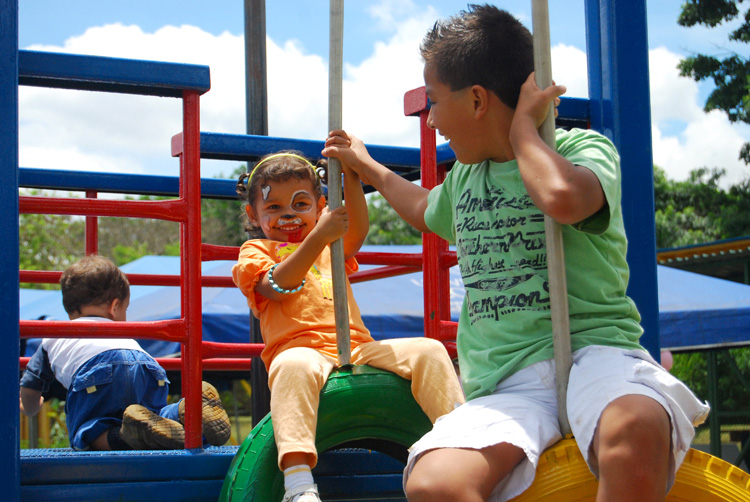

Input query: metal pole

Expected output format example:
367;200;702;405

531;0;572;436
244;0;268;136
244;0;271;425
328;0;350;366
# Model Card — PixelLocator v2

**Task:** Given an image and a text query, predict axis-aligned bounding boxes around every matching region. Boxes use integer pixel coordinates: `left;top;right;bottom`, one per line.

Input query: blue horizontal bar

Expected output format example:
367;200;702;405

19;168;237;199
198;133;423;174
558;97;590;121
19;51;211;97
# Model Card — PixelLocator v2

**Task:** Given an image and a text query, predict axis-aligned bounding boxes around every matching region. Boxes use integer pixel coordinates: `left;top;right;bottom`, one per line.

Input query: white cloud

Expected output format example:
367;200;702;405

20;144;136;174
20;23;241;177
342;7;438;148
18;17;750;188
648;46;750;186
551;43;588;99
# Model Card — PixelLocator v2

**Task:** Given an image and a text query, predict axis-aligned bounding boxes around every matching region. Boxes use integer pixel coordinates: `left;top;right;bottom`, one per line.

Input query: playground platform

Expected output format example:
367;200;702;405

20;447;406;502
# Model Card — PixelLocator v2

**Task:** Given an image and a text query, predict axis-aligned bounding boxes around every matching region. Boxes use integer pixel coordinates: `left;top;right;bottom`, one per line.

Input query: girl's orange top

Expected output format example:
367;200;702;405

232;239;373;369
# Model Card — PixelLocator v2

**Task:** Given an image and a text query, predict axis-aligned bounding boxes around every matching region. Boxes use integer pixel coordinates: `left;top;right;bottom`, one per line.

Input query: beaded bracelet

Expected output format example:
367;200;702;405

267;263;305;294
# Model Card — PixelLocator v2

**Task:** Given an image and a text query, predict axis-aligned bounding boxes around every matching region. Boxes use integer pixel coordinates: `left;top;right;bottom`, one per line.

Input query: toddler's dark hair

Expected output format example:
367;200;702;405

60;255;130;315
236;151;327;238
420;4;534;109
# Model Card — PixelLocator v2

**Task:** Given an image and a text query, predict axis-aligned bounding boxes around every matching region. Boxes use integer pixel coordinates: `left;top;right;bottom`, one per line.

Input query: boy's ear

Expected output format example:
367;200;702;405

470;85;490;117
245;205;259;226
106;298;120;319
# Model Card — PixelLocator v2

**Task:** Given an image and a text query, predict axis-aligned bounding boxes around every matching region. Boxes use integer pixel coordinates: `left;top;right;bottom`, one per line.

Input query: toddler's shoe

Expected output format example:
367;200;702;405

282;484;321;502
120;404;185;450
179;381;231;446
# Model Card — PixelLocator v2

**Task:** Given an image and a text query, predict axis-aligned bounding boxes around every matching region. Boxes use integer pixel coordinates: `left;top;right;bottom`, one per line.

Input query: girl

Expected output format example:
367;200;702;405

232;147;464;502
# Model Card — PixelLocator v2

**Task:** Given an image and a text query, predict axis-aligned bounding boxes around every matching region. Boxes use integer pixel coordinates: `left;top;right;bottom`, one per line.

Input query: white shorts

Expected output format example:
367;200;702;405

404;345;710;502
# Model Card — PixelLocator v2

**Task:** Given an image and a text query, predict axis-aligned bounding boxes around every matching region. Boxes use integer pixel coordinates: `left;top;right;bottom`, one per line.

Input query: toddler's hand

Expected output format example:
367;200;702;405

314;206;349;244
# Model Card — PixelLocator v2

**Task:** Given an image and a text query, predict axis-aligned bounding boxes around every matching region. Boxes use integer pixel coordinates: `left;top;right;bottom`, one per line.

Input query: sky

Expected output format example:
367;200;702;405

16;0;750;187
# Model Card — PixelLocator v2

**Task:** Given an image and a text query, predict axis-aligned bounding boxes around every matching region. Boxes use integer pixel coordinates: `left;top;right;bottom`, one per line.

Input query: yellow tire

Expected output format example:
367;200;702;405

510;439;750;501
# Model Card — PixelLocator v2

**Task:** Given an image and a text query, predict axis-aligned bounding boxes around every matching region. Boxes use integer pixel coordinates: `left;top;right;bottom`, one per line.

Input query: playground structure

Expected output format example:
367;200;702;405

3;1;750;501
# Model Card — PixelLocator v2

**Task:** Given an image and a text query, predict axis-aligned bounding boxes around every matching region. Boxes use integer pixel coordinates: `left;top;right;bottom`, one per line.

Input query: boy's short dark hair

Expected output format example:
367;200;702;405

60;255;130;315
420;3;534;109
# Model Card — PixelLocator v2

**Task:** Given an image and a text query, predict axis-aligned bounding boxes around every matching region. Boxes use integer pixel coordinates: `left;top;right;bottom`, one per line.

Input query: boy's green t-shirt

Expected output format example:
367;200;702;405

425;128;644;401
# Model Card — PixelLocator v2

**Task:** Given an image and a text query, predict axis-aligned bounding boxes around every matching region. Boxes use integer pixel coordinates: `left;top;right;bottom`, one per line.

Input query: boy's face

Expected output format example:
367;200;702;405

246;177;326;243
424;63;484;164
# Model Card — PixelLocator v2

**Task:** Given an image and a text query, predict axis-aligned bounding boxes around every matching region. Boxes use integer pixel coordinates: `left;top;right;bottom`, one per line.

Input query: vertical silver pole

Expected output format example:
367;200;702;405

531;0;572;436
328;0;351;365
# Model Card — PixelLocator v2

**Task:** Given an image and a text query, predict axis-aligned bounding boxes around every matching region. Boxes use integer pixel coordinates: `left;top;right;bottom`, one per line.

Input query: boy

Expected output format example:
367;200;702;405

20;255;230;450
322;5;709;501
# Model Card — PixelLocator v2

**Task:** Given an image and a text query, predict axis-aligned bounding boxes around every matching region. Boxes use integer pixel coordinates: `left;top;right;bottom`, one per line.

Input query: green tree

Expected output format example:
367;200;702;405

98;215;180;266
201;166;248;247
653;165;750;248
19;190;85;288
653;165;750;420
364;193;422;245
677;0;750;163
653;166;726;248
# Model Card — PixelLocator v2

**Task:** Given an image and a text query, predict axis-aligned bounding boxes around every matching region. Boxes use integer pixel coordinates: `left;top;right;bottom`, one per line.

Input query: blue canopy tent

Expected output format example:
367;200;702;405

20;246;750;356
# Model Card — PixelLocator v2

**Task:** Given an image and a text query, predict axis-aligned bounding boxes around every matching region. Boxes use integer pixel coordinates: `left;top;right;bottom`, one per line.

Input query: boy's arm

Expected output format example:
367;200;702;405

510;73;605;225
20;387;44;417
324;131;432;233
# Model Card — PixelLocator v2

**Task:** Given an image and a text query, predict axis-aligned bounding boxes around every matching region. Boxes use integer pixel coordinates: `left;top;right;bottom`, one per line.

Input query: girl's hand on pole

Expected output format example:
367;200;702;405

313;206;349;245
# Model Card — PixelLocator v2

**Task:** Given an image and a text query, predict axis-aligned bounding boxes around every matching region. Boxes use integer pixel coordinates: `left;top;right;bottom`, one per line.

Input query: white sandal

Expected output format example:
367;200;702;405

282;483;321;502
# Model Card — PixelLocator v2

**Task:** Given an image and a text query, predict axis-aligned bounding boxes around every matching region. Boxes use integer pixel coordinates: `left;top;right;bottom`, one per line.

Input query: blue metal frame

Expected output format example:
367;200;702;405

1;0;21;499
19;50;211;96
585;0;659;357
5;1;660;498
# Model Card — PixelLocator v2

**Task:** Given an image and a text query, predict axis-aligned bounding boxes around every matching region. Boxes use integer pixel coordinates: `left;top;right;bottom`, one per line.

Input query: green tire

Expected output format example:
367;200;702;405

218;365;432;502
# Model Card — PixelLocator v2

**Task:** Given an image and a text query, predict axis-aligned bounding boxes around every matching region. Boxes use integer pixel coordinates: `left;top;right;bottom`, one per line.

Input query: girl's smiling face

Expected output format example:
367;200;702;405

246;176;326;243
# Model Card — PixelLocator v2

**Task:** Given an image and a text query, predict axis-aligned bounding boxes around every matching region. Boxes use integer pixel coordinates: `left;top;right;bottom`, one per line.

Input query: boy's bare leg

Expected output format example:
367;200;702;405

592;394;671;502
89;430;111;451
405;442;526;502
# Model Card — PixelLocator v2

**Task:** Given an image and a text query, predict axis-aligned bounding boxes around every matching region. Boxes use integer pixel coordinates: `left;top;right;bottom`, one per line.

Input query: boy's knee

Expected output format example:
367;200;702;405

595;395;670;466
405;471;463;502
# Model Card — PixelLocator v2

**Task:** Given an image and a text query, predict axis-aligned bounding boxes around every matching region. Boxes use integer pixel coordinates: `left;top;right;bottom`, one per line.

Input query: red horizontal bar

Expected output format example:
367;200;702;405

202;341;264;358
356;251;422;267
439;250;458;268
350;265;421;284
437;320;458;342
19;196;188;222
20;319;187;343
20;270;236;288
201;243;240;261
158;358;254;371
20;270;61;285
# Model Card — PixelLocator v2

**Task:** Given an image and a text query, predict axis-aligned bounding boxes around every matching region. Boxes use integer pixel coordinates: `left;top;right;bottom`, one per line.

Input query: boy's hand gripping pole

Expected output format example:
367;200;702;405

328;0;351;366
532;0;572;436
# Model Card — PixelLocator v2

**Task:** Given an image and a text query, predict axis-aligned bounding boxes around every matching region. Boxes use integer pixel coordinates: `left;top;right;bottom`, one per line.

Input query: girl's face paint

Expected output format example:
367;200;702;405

249;178;325;243
261;185;271;201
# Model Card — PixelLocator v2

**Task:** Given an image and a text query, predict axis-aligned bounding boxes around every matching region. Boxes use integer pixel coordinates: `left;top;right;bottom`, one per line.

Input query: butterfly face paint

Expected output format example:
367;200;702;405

252;179;322;243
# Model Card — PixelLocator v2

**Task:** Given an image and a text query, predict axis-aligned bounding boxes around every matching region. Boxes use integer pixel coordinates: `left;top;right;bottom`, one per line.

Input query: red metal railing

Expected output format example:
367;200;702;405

18;84;459;450
19;89;207;448
404;87;459;350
